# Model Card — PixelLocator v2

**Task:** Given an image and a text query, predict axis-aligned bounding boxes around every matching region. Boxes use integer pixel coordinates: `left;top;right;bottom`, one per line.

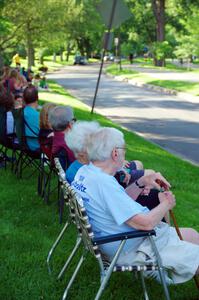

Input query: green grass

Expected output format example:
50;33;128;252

132;57;189;71
11;55;74;73
106;64;199;96
1;81;199;300
148;79;199;95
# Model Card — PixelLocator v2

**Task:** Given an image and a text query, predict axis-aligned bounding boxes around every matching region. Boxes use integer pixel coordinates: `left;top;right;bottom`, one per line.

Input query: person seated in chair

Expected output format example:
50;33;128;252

39;103;57;159
0;83;15;135
65;121;100;184
48;105;76;169
72;126;199;285
65;122;169;221
23;84;40;151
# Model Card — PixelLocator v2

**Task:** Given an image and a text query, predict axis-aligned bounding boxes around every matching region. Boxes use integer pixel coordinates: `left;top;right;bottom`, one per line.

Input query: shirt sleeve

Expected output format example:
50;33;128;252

101;176;148;226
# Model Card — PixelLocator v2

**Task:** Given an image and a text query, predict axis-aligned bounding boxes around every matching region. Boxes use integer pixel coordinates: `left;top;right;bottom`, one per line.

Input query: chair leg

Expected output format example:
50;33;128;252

47;221;70;274
62;255;85;300
44;171;51;204
59;190;65;224
149;236;171;300
57;236;82;280
94;240;126;300
140;270;149;300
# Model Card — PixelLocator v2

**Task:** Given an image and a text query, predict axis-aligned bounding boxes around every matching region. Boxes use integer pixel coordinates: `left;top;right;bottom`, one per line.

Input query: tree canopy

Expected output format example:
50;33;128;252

0;0;198;68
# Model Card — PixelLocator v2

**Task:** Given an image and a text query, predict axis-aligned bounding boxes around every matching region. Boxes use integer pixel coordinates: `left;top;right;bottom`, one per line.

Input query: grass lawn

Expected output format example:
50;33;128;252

132;57;190;72
106;64;199;96
11;55;74;73
0;81;199;300
11;55;99;73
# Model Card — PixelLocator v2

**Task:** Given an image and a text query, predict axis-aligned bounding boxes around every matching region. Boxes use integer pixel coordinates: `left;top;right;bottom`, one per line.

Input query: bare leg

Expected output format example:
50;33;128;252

180;228;199;245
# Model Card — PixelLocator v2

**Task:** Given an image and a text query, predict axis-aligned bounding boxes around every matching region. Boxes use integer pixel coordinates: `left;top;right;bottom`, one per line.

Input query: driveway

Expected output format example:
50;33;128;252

47;63;199;166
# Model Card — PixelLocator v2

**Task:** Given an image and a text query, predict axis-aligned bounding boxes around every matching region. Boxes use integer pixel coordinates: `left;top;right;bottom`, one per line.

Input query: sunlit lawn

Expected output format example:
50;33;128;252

106;64;199;96
0;81;199;300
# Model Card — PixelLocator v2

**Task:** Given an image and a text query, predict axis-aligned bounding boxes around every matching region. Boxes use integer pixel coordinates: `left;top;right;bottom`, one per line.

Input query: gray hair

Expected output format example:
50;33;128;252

48;105;74;131
65;121;100;156
87;127;125;161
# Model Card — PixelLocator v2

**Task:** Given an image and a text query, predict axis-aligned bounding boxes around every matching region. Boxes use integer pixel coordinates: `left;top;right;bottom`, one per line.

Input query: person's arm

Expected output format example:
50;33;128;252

126;191;175;230
125;172;171;200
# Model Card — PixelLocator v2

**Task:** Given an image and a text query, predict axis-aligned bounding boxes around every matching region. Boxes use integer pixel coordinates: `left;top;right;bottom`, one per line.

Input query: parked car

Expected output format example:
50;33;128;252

74;55;87;65
104;54;115;62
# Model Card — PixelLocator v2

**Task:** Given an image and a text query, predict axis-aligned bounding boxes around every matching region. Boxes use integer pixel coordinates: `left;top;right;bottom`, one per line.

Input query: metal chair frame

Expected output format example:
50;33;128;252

46;158;82;277
60;182;171;300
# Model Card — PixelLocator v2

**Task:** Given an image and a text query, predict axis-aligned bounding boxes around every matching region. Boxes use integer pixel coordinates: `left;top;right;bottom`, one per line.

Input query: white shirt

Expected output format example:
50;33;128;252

72;163;149;258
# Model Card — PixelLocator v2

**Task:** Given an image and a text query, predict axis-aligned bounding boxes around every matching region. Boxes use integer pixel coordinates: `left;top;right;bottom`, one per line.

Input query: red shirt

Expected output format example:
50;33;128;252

52;131;75;165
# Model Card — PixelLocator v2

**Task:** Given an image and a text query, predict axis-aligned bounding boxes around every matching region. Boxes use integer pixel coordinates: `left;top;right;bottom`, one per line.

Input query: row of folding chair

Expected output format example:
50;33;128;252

48;158;171;300
0;107;62;211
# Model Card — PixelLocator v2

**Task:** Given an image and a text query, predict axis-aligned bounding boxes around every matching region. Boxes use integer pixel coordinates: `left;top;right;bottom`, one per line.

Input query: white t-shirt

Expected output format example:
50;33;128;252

72;163;149;258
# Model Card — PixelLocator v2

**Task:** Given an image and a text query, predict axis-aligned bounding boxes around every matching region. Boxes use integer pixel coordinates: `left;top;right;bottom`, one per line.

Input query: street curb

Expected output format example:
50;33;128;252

104;71;178;96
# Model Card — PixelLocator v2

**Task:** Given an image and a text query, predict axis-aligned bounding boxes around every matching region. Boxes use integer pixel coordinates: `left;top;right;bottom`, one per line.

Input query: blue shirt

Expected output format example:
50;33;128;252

66;160;83;184
24;106;40;151
72;163;149;259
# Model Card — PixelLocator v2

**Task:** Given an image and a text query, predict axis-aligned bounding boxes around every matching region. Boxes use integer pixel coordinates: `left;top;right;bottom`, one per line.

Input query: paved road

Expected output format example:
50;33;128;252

48;64;199;166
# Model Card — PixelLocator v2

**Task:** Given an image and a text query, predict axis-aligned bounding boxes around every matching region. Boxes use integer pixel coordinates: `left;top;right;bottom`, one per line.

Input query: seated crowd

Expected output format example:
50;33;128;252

1;64;199;289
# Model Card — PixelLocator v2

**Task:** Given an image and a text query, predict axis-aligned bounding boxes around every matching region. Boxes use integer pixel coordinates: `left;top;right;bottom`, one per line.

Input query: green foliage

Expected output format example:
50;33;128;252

1;0;199;66
151;41;173;60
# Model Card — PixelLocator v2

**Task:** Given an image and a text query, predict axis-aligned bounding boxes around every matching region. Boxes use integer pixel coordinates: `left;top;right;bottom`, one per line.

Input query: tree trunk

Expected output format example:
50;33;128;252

66;44;71;61
27;25;35;68
39;56;44;65
151;0;165;66
27;43;35;68
60;52;63;61
53;52;56;62
76;38;84;56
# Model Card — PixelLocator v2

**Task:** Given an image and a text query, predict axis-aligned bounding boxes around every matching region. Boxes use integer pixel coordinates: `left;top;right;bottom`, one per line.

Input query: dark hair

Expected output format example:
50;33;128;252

0;83;14;111
23;84;38;104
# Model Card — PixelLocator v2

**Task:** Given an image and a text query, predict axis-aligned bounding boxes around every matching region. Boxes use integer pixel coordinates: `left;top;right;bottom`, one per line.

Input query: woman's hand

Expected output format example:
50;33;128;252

123;160;130;169
158;191;176;210
137;172;171;191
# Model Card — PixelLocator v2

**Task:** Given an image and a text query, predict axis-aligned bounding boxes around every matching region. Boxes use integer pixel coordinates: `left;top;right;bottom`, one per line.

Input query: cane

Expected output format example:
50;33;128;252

169;210;199;290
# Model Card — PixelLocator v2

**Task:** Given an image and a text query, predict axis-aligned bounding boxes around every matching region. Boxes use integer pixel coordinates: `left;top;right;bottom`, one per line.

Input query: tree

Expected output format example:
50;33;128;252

151;0;166;66
2;0;55;68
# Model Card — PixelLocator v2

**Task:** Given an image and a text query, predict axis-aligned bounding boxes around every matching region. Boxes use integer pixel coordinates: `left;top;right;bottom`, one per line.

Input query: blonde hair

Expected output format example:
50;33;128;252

40;103;57;129
9;69;19;79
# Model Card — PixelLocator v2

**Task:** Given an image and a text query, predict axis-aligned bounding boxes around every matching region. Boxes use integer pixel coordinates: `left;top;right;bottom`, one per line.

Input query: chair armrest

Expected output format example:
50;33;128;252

92;229;156;245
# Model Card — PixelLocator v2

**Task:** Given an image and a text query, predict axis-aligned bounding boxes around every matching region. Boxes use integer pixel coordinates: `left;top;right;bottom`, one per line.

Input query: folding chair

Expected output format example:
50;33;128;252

0;106;19;170
47;158;82;277
12;108;43;195
0;106;10;168
60;183;171;300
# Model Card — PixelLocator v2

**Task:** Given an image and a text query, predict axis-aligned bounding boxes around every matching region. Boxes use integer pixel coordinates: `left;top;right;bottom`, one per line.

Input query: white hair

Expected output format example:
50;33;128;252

65;121;100;156
87;127;125;161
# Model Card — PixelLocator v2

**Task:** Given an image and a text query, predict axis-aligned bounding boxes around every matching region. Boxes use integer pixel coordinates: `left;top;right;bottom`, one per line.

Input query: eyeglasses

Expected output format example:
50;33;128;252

116;146;126;151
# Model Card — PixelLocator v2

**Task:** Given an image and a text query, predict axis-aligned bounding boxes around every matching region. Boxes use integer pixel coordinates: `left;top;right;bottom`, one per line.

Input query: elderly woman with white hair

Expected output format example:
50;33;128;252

65;121;100;183
72;126;199;285
66;122;169;216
